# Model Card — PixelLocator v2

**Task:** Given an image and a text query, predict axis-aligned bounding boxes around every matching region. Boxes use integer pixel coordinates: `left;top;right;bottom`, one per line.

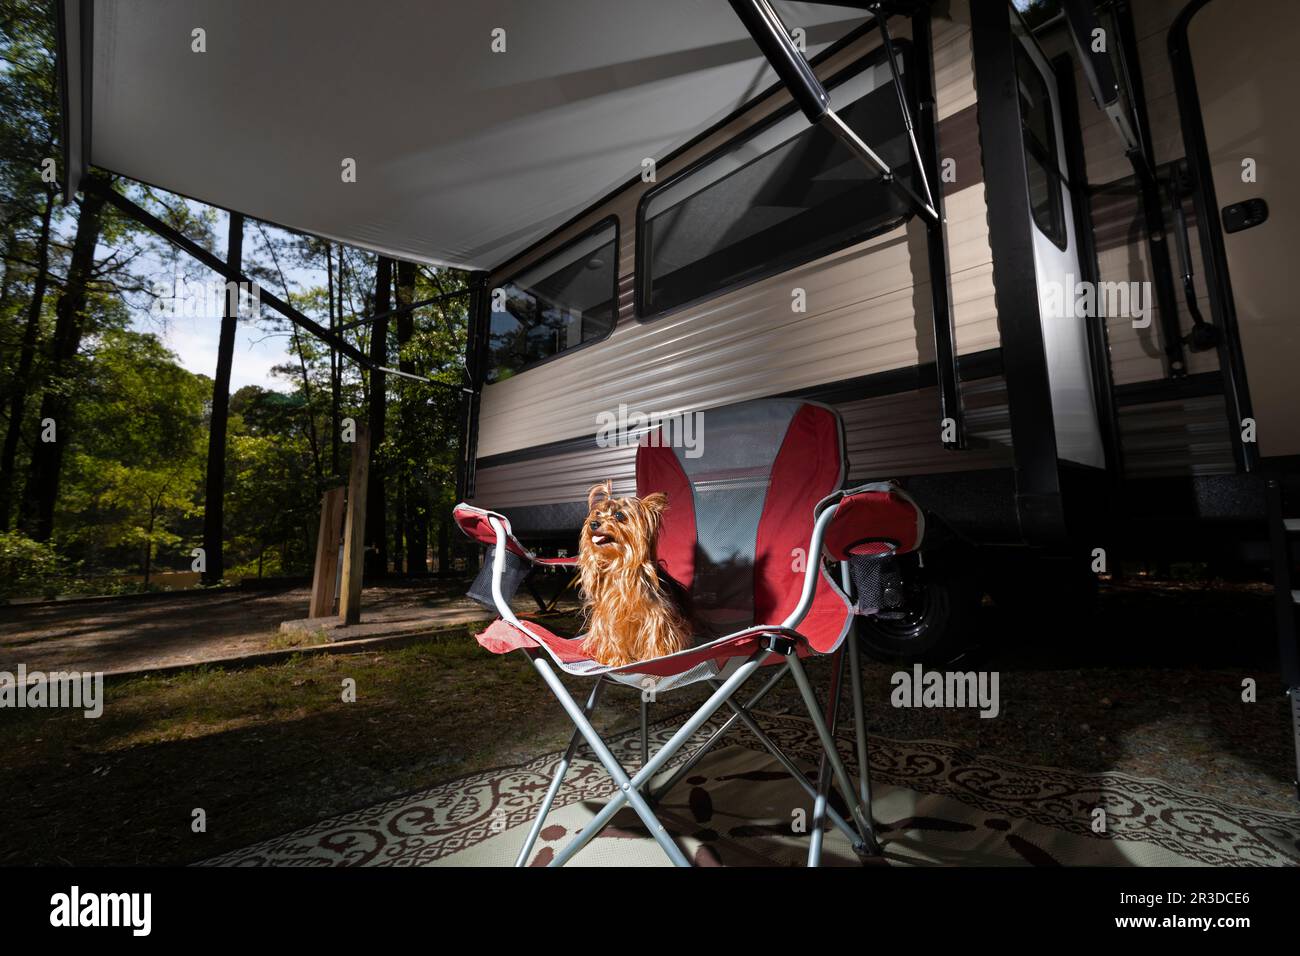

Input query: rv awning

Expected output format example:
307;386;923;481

60;0;868;272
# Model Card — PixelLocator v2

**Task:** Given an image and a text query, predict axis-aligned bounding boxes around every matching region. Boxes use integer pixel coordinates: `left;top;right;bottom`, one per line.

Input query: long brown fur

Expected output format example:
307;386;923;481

578;481;691;667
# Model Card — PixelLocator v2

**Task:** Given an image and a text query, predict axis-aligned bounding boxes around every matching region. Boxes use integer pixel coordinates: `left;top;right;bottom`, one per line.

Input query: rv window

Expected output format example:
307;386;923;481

638;48;916;320
1013;41;1068;249
487;221;618;381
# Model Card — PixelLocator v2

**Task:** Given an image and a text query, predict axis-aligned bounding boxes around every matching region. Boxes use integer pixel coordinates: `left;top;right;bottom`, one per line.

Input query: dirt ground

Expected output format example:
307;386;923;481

0;575;1296;865
0;581;496;676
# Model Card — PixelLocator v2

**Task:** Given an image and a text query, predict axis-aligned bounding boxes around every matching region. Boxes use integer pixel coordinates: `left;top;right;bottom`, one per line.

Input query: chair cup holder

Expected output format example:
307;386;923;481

848;550;903;617
468;548;531;610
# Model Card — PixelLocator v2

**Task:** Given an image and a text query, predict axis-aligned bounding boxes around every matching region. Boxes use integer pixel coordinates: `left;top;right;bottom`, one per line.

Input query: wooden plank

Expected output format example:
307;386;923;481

309;486;345;617
339;423;370;625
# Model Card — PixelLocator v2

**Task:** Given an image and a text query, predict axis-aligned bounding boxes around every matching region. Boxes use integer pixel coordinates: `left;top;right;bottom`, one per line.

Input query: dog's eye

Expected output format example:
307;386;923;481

613;511;626;522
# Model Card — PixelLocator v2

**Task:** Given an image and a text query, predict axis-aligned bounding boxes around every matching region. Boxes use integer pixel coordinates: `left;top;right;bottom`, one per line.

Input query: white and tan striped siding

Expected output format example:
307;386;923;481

471;5;1001;513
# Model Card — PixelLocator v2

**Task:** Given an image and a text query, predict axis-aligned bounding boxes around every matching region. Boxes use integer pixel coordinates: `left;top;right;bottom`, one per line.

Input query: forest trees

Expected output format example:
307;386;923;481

0;0;470;597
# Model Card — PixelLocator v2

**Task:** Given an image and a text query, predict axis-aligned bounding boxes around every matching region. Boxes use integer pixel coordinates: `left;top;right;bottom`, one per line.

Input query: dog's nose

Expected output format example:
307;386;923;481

589;520;600;531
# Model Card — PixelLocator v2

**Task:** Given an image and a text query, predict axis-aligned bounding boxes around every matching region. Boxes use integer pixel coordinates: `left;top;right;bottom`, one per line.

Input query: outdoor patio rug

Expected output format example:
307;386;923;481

201;711;1300;867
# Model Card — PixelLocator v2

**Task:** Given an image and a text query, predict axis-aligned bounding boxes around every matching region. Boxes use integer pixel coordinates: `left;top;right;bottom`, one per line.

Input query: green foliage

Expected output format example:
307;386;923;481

54;329;207;580
0;0;471;596
0;529;62;599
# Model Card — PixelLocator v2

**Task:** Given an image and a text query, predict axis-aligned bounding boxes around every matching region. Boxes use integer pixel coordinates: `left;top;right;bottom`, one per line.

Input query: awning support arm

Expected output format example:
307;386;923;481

872;6;937;216
86;177;471;393
728;0;963;448
726;0;937;222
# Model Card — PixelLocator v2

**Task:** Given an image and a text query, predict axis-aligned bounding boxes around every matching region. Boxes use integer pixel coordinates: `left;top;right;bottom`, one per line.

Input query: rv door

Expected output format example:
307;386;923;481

1178;0;1300;460
1010;12;1106;469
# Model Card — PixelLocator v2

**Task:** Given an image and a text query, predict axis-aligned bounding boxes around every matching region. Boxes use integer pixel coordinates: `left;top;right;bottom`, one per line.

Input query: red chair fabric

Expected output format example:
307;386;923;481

459;399;922;679
821;486;924;560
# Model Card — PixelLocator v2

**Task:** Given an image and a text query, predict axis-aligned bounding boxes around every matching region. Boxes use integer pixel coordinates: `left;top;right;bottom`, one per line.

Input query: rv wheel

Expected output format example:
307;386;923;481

855;551;982;665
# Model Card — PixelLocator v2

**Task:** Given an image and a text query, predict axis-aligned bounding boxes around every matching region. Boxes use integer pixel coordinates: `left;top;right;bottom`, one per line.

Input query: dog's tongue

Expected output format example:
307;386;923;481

591;533;611;546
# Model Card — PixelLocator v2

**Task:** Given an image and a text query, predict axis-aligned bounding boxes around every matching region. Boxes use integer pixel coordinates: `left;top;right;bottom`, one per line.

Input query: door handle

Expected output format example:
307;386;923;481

1221;198;1268;233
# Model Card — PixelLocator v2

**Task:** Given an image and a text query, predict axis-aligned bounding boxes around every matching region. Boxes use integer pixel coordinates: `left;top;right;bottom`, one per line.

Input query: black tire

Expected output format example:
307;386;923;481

855;550;983;665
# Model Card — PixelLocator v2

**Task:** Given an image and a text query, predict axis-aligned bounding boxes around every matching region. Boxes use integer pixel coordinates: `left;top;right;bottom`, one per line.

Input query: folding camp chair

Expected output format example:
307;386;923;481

453;398;924;867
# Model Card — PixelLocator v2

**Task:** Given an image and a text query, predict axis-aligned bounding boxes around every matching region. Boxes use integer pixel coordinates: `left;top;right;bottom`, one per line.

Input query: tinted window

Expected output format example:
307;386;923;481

488;221;617;381
1013;41;1068;249
639;50;915;319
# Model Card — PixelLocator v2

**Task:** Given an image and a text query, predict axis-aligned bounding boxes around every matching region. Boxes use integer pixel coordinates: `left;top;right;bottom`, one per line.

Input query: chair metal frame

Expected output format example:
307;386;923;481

480;502;885;868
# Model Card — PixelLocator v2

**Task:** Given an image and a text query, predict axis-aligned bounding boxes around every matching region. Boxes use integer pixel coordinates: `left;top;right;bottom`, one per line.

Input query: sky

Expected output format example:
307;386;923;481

127;208;322;393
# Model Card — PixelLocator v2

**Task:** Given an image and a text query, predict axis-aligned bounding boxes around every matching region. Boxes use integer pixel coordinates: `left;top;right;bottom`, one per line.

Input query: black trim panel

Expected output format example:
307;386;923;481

971;1;1065;546
1113;370;1223;407
500;467;1024;546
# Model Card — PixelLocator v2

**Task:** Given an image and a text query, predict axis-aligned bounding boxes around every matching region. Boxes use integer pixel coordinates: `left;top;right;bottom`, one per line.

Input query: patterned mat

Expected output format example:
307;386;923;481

201;711;1300;867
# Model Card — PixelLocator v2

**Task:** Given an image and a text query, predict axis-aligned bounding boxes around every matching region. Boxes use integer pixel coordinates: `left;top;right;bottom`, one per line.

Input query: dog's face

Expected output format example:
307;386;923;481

579;481;667;569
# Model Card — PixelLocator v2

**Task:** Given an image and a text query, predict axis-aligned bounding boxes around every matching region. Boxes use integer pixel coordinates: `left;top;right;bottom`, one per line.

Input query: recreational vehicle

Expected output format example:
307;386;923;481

453;0;1300;685
56;0;1299;793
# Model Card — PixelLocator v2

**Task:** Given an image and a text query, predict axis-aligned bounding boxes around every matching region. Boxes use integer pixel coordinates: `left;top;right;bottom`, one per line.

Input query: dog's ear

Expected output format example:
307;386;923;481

641;492;668;516
587;480;613;510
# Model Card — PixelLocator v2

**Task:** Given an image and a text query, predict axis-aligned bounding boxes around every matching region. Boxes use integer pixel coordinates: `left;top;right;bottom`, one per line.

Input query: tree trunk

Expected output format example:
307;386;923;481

0;187;55;531
393;484;405;576
18;177;107;541
143;510;155;586
393;260;426;574
437;514;450;576
327;243;340;478
364;256;391;575
200;212;244;585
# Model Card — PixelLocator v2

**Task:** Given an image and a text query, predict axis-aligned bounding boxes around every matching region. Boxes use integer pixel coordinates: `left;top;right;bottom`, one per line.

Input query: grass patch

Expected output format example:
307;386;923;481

267;628;331;651
0;615;701;865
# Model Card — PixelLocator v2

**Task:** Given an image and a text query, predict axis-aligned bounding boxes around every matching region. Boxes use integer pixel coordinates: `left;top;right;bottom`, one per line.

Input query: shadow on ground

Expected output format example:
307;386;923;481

0;576;1294;865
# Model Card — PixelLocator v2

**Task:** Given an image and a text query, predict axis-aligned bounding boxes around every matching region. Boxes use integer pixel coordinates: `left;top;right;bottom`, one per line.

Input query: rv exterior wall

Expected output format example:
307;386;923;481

473;6;1009;522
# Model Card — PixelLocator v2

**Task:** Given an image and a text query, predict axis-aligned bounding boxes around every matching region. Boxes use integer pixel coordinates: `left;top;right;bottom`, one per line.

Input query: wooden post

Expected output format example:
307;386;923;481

309;487;345;617
339;423;370;625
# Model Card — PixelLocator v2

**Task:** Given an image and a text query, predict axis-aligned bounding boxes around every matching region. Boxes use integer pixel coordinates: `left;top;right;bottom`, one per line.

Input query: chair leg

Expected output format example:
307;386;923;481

524;572;548;613
847;628;876;813
640;694;650;768
706;673;861;848
808;647;847;866
514;677;606;867
649;662;789;803
788;653;882;857
538;650;767;868
542;568;579;613
841;560;876;812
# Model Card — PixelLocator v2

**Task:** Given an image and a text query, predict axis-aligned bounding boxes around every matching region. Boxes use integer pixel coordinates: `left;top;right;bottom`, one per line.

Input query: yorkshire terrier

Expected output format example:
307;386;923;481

578;481;692;667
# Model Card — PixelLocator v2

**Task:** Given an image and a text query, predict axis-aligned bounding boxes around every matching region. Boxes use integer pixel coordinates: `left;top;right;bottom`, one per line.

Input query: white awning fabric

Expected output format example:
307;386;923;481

62;1;867;271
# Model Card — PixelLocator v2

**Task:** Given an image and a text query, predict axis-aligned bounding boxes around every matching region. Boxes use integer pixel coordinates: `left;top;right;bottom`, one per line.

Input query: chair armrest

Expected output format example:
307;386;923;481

815;482;925;560
779;482;924;631
452;502;535;560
